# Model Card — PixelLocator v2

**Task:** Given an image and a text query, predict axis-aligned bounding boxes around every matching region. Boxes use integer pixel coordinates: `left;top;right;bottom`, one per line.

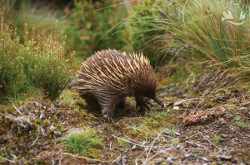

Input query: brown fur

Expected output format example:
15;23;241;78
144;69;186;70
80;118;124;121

72;49;164;122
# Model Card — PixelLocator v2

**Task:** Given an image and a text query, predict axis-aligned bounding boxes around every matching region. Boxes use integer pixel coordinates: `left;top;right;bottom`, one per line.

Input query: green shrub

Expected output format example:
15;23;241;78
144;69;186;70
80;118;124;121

65;0;129;58
63;128;102;156
127;0;167;65
0;12;74;101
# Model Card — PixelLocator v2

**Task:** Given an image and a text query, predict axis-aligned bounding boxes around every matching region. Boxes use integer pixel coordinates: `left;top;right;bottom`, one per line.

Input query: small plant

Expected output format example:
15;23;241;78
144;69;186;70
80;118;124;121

43;120;51;128
212;135;221;142
235;116;247;128
169;130;176;137
63;128;102;156
172;139;179;146
117;138;130;148
59;89;78;107
150;110;171;119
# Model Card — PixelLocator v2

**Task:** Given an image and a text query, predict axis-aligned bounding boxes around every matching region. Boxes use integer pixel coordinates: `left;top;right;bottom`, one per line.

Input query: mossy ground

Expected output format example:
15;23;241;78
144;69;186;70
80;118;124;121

0;65;249;164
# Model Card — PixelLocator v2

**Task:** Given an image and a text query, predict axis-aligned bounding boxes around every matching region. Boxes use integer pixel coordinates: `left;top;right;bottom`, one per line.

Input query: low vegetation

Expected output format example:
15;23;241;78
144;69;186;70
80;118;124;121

0;0;249;164
0;13;74;101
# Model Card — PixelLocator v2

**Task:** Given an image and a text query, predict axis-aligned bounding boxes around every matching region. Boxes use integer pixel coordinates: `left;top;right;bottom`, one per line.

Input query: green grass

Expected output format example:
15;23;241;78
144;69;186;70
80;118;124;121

212;135;221;142
63;128;102;156
127;0;250;79
235;116;247;128
117;138;131;148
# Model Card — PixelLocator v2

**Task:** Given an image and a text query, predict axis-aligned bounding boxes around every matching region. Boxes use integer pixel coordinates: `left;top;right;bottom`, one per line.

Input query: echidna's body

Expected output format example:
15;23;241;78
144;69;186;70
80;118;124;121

72;49;164;122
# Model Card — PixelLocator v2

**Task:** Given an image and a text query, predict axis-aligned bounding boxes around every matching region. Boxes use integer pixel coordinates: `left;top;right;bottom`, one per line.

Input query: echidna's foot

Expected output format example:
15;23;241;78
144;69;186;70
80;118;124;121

146;100;154;107
102;108;115;123
136;97;151;110
152;96;165;108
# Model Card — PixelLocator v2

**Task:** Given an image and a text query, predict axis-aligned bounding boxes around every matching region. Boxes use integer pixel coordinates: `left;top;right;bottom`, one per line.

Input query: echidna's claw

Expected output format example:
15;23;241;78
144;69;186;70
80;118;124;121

146;100;154;107
102;107;116;123
107;115;116;123
136;97;151;110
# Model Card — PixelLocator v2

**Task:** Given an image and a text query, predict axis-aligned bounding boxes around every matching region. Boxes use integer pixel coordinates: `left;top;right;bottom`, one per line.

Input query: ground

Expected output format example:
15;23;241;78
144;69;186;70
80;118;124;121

0;68;249;165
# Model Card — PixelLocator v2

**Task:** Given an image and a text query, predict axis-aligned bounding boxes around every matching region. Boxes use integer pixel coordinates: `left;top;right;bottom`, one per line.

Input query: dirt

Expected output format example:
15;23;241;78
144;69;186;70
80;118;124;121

0;69;249;165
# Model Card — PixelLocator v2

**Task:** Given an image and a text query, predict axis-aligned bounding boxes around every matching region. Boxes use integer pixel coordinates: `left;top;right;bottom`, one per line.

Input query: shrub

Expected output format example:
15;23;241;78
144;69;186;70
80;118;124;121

127;0;167;66
65;0;129;58
0;12;74;101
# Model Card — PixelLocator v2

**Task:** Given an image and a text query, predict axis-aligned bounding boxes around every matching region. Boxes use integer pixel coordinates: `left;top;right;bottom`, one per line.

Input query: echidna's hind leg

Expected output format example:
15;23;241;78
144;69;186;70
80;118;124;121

100;102;116;123
81;94;100;111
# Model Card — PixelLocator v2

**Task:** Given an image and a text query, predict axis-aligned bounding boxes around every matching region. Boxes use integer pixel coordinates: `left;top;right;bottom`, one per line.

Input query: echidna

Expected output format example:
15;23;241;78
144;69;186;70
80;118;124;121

72;49;164;123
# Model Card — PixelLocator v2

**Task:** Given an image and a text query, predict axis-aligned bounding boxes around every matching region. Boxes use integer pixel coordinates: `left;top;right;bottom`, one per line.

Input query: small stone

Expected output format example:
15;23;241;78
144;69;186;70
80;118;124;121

220;155;232;161
221;133;228;138
184;153;191;158
200;157;208;161
132;145;137;150
173;106;179;110
166;157;172;161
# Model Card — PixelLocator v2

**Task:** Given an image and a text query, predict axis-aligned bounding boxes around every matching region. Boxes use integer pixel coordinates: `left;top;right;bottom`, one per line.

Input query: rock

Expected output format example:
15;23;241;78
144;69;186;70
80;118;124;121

200;157;208;161
184;153;191;158
132;145;137;150
221;133;228;138
173;106;179;110
166;157;172;162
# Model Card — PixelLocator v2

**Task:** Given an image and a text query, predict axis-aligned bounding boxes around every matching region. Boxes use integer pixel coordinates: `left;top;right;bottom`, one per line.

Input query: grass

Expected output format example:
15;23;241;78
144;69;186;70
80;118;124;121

235;116;247;128
117;138;131;148
63;128;102;157
127;0;250;81
212;135;221;142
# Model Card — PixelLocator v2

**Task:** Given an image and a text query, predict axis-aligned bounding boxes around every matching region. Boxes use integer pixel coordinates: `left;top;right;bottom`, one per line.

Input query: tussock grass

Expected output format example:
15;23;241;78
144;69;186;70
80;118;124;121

128;0;250;80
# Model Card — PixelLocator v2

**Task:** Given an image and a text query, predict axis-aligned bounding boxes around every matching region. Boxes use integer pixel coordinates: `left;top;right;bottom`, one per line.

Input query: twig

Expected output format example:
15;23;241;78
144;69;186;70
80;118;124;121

7;97;22;115
0;156;15;164
0;113;32;129
112;135;149;148
58;148;62;165
135;149;147;165
63;152;111;163
29;129;40;147
197;131;222;152
195;96;207;110
144;132;162;164
51;147;55;165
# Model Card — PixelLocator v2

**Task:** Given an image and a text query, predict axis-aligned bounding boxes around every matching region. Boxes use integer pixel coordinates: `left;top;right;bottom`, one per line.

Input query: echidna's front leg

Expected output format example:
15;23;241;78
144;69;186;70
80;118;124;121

101;103;116;123
136;96;151;110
